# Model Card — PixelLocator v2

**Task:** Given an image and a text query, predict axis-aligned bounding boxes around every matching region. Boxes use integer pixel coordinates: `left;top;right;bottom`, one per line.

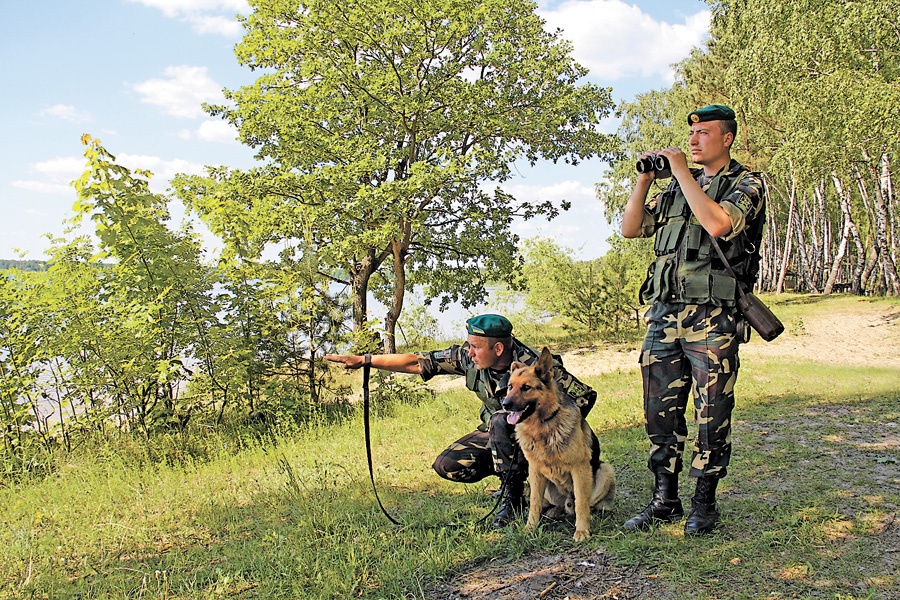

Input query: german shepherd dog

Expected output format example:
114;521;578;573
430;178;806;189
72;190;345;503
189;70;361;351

503;347;616;541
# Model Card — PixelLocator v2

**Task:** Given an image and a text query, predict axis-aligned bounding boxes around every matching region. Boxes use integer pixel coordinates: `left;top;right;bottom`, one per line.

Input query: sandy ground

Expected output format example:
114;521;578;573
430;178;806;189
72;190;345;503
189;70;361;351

428;302;900;393
423;301;900;600
560;301;900;377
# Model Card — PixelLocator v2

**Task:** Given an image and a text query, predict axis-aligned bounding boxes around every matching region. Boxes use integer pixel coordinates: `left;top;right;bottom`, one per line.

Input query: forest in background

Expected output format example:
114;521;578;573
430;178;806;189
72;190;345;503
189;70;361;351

600;0;899;297
1;0;897;477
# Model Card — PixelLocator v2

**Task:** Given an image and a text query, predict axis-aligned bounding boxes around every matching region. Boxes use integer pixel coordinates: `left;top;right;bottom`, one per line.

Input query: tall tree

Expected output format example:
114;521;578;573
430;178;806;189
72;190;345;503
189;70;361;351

709;0;900;294
179;0;618;352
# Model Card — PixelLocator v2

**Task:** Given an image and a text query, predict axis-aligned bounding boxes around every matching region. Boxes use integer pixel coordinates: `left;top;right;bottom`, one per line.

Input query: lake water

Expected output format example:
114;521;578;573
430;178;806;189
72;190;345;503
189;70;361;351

366;285;527;342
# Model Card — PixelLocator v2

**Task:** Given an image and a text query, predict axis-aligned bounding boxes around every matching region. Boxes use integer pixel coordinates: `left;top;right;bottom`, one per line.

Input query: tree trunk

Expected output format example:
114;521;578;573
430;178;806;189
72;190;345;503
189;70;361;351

383;243;406;355
861;151;900;295
775;174;796;294
383;223;412;354
876;154;900;295
824;174;854;294
794;192;819;293
349;249;388;351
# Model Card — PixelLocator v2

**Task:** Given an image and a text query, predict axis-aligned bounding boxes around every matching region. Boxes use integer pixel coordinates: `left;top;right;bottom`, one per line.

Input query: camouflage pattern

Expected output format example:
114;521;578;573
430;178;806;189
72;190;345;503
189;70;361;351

640;302;740;479
418;338;595;482
432;412;527;482
633;158;764;482
416;338;596;430
638;160;766;308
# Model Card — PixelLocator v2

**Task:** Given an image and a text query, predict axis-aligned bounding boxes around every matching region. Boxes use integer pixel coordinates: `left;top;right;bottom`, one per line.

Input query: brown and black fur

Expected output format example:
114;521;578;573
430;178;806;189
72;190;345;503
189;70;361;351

502;347;615;541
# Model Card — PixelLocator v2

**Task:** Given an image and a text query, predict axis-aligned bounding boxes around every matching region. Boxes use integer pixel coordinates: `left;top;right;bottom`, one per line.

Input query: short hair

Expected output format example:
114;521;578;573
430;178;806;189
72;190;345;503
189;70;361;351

720;119;738;145
486;336;513;353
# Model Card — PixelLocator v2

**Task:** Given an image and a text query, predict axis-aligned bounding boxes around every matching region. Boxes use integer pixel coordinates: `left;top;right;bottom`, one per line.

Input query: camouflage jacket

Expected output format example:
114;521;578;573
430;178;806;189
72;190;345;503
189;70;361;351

638;159;765;307
415;338;596;431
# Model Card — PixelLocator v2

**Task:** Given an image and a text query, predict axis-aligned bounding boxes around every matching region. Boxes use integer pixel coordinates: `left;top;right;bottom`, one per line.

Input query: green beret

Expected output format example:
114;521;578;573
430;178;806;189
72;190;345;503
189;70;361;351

688;104;736;125
466;314;512;338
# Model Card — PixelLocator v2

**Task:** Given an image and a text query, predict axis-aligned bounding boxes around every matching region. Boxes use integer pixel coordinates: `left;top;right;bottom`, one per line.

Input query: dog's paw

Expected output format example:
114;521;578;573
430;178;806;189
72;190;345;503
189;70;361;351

573;529;590;542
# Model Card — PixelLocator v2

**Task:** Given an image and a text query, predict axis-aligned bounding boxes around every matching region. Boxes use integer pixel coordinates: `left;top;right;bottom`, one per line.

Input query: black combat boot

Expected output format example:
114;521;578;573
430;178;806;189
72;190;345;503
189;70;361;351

492;470;527;528
623;472;684;532
685;476;719;535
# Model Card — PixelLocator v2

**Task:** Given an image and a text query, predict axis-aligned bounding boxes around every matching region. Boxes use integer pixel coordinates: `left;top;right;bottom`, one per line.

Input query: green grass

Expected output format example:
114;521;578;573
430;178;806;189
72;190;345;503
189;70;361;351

1;295;898;599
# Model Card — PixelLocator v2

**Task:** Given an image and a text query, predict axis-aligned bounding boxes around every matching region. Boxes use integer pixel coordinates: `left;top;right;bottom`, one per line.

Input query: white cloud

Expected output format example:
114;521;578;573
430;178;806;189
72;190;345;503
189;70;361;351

178;119;239;143
539;0;710;83
187;14;244;36
499;179;613;257
117;153;207;191
14;154;206;196
11;156;82;196
39;104;91;123
12;180;73;195
503;179;597;206
132;65;225;119
30;156;86;180
127;0;248;16
125;0;249;36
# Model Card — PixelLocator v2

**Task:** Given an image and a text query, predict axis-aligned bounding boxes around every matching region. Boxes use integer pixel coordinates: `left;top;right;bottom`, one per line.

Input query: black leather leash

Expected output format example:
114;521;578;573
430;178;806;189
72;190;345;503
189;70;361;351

362;354;404;526
360;353;510;528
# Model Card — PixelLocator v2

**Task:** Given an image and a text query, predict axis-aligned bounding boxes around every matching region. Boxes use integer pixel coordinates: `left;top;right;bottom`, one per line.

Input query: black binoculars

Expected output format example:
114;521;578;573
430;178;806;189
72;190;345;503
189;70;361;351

636;154;671;179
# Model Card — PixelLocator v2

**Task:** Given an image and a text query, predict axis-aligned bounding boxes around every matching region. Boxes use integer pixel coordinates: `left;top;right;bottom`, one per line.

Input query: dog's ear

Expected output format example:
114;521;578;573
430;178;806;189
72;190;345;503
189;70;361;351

535;347;554;383
510;361;527;373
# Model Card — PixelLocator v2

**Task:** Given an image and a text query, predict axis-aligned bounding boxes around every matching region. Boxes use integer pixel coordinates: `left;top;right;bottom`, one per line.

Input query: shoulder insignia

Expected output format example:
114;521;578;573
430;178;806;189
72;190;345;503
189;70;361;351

433;349;451;361
567;379;589;397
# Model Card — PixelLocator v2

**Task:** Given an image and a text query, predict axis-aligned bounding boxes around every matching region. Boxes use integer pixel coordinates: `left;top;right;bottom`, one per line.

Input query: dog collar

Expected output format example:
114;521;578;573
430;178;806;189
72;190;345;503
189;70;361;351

540;408;560;423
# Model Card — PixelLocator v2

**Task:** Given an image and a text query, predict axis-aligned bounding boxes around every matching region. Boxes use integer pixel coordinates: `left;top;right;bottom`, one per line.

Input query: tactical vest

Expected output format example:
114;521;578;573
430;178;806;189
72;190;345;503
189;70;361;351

639;162;764;307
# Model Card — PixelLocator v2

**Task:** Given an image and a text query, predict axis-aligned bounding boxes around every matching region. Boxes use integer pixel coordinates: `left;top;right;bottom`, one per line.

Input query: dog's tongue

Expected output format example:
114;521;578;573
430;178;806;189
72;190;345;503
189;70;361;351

507;411;522;425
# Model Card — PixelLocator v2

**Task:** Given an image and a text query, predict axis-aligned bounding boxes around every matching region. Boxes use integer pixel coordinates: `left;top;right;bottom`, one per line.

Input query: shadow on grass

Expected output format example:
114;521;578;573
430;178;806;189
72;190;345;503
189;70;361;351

603;364;899;600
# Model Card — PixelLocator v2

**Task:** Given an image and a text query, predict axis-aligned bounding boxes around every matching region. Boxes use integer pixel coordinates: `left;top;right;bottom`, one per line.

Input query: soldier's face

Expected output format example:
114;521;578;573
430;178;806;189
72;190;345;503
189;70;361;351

466;335;503;370
689;121;733;166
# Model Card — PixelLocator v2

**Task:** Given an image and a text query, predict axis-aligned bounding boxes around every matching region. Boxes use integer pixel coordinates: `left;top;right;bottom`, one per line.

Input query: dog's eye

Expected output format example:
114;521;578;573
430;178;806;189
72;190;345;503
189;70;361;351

520;384;532;391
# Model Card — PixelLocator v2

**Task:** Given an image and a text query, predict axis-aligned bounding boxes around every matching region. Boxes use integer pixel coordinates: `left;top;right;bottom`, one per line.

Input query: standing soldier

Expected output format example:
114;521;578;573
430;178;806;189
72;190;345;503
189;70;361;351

620;105;765;535
326;314;596;528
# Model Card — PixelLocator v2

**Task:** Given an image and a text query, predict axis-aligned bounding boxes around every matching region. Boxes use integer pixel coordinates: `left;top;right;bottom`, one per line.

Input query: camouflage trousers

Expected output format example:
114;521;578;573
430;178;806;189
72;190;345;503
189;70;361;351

432;412;527;482
640;302;741;479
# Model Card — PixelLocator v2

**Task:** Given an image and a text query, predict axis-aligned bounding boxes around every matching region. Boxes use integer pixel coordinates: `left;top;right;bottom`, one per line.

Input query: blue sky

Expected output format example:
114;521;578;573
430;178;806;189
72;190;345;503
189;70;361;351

0;0;710;261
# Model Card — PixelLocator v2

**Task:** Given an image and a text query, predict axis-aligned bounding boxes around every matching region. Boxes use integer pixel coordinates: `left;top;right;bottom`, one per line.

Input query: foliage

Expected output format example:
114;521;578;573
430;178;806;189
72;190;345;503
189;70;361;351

519;236;651;335
0;270;52;477
0;260;47;272
1;296;897;599
596;85;691;222
598;0;900;296
396;296;442;350
0;138;356;478
175;0;619;353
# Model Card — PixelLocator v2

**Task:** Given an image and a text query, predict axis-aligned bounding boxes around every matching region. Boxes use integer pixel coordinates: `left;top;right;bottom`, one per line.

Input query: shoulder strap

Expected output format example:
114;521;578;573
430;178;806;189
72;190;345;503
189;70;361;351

708;234;750;300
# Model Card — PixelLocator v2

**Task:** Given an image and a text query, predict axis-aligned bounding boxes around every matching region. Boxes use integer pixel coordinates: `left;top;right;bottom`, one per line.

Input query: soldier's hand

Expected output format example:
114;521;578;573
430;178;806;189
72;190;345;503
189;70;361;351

658;146;690;177
325;354;364;370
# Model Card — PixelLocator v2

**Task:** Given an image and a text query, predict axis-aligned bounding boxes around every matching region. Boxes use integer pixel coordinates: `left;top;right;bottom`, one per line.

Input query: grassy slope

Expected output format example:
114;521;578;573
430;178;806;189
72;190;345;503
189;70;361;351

1;295;898;599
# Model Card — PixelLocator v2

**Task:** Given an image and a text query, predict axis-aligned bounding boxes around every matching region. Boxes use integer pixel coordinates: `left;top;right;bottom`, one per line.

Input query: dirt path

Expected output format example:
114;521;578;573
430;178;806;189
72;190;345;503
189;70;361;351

558;301;900;377
428;302;900;392
423;300;900;600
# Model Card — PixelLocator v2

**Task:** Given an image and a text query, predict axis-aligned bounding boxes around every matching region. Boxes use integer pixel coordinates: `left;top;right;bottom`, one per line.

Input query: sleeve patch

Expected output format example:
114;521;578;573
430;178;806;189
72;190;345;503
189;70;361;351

567;380;589;397
433;349;451;360
733;192;755;215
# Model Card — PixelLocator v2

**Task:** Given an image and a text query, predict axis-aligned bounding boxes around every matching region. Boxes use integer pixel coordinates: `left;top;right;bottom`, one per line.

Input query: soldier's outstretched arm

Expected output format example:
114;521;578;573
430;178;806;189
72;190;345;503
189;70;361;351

325;353;422;374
